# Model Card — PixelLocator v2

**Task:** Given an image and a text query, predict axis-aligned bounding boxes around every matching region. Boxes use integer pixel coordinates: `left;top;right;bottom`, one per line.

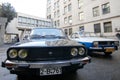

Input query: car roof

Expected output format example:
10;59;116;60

32;27;61;29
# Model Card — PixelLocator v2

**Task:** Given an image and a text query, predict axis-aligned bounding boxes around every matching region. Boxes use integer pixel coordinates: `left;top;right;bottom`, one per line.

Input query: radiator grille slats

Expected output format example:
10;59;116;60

99;41;114;46
27;47;72;61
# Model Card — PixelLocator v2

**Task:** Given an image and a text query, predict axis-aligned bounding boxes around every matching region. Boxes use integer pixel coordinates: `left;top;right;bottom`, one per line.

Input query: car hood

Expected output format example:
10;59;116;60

73;37;118;42
16;39;81;47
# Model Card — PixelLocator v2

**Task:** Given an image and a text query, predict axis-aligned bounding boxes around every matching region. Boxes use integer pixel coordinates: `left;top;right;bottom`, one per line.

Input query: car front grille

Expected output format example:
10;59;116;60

98;41;115;46
25;46;80;61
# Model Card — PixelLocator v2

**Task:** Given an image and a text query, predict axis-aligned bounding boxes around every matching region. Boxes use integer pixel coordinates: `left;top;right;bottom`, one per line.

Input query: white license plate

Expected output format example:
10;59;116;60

40;67;62;76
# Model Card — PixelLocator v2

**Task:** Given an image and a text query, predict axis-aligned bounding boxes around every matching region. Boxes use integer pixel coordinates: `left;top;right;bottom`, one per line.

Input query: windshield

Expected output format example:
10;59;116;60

29;28;66;39
79;32;99;37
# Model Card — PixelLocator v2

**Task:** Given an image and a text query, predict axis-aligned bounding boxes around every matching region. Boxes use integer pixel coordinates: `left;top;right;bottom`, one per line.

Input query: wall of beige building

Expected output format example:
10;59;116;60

72;17;120;36
73;0;120;36
75;1;118;29
47;0;120;37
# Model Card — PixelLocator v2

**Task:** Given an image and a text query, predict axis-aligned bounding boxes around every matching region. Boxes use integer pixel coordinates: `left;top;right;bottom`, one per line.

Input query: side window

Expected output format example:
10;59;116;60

70;33;75;38
74;33;79;38
70;33;79;38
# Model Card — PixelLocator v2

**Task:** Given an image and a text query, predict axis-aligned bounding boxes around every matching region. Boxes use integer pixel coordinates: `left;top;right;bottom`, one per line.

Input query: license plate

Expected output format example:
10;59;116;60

105;48;115;52
40;67;62;76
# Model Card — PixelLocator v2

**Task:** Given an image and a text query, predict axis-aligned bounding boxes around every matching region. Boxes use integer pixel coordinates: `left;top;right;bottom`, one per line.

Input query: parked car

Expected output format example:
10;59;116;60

70;32;119;56
2;28;91;77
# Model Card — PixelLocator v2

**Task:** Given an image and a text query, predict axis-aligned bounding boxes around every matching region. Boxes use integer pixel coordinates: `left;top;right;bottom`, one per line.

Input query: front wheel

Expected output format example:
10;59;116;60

104;52;112;56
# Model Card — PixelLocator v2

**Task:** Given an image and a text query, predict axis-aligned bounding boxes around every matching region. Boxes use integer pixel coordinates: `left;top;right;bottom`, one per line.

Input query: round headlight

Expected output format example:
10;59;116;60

93;41;98;47
71;48;78;56
18;49;28;58
8;49;17;58
79;47;85;55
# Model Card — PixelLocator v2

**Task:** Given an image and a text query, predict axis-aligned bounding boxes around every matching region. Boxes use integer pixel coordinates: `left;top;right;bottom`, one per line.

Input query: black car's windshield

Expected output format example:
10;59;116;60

30;28;66;39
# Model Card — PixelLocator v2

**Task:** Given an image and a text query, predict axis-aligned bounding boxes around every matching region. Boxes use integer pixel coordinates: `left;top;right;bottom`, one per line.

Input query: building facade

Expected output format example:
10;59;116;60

6;12;52;42
46;0;120;36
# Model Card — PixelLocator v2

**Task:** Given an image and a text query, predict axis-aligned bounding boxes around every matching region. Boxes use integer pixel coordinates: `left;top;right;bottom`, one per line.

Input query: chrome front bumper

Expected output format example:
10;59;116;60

2;57;91;68
89;46;117;52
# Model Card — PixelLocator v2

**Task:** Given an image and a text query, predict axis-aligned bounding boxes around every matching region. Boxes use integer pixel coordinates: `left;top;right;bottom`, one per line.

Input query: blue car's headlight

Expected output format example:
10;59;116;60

93;41;98;47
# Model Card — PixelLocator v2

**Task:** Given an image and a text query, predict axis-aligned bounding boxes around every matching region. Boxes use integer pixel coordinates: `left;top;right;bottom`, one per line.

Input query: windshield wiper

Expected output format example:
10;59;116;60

30;35;66;39
30;35;45;39
54;36;66;39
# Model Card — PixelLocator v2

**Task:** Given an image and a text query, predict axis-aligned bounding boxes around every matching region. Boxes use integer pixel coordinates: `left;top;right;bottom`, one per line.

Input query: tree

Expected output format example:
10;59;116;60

0;2;16;28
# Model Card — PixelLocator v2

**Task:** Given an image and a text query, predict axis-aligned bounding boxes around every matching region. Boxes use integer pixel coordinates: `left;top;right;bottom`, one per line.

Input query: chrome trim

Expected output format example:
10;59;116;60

90;47;102;49
90;47;115;49
4;57;90;68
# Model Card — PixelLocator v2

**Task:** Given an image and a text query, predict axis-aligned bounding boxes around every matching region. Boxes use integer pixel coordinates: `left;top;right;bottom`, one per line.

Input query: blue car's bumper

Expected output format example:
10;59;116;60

88;46;118;53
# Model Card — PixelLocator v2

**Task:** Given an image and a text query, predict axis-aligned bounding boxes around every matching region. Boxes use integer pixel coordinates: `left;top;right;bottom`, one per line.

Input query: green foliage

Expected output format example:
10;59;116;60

0;2;16;23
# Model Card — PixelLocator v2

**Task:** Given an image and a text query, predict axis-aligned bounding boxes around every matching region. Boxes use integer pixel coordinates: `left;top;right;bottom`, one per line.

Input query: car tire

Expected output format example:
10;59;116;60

104;52;112;56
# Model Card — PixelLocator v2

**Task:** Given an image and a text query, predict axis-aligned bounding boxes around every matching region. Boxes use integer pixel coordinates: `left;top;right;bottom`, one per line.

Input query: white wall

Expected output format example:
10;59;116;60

6;18;19;34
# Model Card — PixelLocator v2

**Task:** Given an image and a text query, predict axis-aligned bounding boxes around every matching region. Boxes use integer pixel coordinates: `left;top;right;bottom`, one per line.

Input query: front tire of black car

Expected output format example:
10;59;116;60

104;52;112;56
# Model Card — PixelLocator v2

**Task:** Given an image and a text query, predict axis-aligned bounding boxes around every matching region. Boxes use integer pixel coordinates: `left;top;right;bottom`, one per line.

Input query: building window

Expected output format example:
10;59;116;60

64;17;67;24
57;0;59;8
102;3;110;14
57;20;60;27
31;19;35;25
104;22;112;33
79;26;84;31
47;0;51;4
69;28;72;35
54;2;56;9
68;4;72;12
27;18;31;24
57;10;60;17
68;16;72;24
79;12;84;20
64;29;68;35
47;15;51;19
78;0;83;8
23;17;27;23
18;16;22;22
54;21;57;27
93;6;99;17
47;6;51;14
64;0;67;3
94;23;101;33
64;6;67;14
54;11;56;18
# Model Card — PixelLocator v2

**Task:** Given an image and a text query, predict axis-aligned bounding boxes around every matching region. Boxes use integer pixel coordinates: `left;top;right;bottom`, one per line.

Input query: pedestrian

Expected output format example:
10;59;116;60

16;34;19;42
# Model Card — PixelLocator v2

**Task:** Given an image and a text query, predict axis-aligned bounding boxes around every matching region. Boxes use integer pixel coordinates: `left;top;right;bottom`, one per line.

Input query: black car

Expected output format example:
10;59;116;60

2;28;91;77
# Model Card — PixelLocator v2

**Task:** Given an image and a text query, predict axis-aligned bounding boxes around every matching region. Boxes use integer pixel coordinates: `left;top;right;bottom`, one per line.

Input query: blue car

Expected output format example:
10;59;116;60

70;32;119;56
